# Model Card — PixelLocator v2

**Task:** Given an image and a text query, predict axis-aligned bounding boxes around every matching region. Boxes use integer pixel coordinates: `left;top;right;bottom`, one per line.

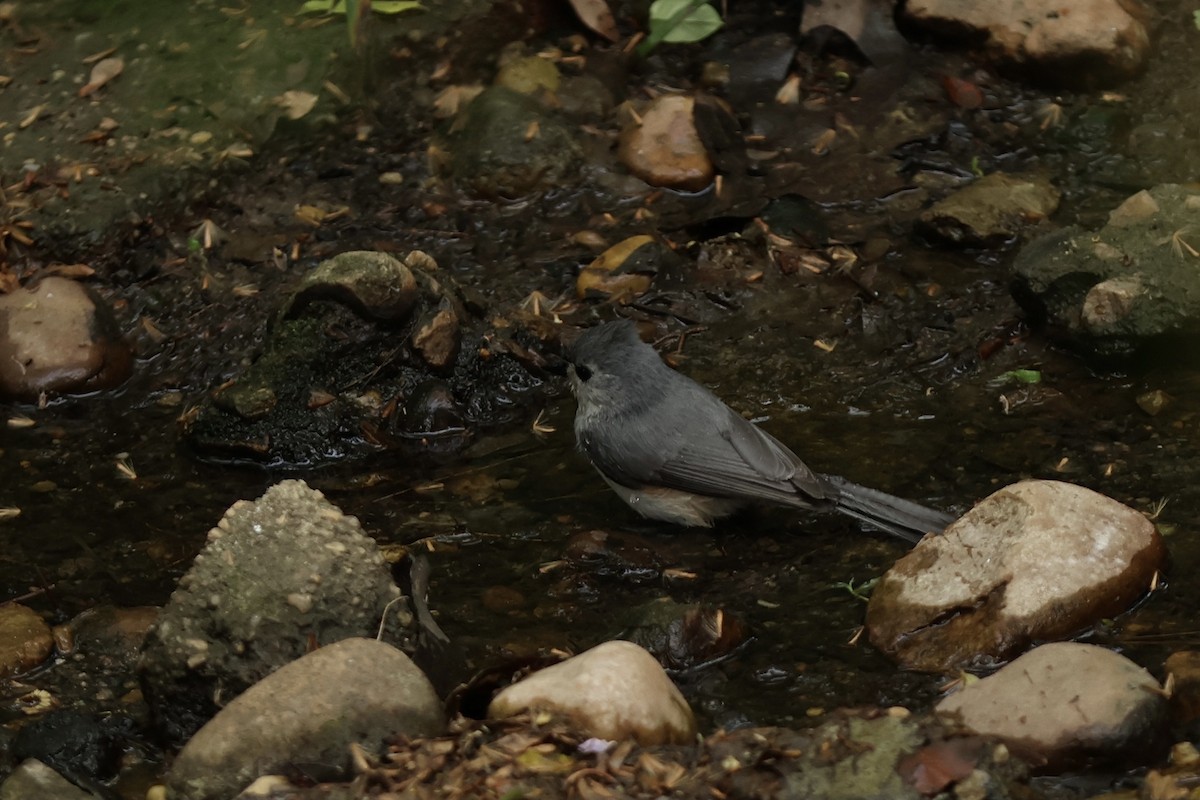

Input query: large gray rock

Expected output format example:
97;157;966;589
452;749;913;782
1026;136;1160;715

1013;184;1200;355
138;480;410;744
0;277;132;399
937;642;1167;771
166;637;442;800
867;480;1164;672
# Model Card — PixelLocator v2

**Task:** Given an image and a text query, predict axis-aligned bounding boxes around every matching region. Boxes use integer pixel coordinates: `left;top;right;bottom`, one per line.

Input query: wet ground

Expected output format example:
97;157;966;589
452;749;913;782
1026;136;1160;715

4;0;1200;794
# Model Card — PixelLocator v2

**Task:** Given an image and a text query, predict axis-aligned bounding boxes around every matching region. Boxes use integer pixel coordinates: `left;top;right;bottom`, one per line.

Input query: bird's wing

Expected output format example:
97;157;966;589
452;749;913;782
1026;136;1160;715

648;406;830;506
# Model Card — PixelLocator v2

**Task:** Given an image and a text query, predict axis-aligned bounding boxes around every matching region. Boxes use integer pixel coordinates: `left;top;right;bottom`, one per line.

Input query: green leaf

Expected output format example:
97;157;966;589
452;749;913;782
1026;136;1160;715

299;0;336;13
648;0;723;44
1194;9;1200;30
999;369;1042;384
372;1;422;12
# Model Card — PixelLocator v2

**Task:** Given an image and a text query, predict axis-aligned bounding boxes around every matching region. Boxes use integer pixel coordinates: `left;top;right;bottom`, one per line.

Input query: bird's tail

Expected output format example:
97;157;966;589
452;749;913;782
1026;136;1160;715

821;474;955;544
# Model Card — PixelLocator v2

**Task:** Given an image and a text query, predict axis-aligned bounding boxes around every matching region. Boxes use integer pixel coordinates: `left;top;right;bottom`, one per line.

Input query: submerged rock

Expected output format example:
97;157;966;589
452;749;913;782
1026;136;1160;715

444;86;581;198
937;642;1168;771
0;603;53;678
11;709;121;790
0;277;132;400
137;480;411;745
866;480;1164;672
488;640;696;745
918;172;1060;247
283;250;419;322
166;638;442;800
618;94;714;192
902;0;1150;88
183;250;546;467
1013;184;1200;355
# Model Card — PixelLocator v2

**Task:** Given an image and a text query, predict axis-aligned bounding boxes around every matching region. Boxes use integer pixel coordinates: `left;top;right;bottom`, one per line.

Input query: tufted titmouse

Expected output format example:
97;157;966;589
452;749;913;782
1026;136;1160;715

566;320;954;542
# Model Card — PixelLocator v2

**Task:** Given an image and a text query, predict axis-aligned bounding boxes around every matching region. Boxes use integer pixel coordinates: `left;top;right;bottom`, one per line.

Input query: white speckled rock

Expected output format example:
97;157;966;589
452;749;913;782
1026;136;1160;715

138;480;409;745
488;640;696;745
937;642;1167;771
867;480;1165;672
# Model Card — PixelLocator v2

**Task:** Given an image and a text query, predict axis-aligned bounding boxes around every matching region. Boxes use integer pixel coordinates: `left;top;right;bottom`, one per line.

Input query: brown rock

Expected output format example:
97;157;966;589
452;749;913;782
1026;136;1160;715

618;95;714;192
411;303;460;370
0;603;54;678
918;172;1060;246
903;0;1150;87
0;277;133;399
937;642;1167;771
867;480;1165;672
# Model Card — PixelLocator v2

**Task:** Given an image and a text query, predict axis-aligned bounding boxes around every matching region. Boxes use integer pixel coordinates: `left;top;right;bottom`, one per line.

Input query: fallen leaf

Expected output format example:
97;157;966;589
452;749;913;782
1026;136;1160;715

569;0;619;41
274;89;318;120
44;263;95;278
432;84;484;118
19;103;45;129
78;56;124;97
81;46;117;64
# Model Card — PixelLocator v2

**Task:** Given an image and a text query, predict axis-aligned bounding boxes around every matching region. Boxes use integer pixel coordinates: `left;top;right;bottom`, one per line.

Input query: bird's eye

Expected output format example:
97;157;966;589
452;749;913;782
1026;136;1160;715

574;364;593;382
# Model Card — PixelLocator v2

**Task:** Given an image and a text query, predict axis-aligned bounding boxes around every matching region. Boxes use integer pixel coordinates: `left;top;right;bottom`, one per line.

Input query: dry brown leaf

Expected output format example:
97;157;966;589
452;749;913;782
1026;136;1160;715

568;0;619;41
432;84;484;119
274;90;318;120
81;46;117;64
19;104;45;129
45;263;95;278
78;56;124;97
141;316;167;343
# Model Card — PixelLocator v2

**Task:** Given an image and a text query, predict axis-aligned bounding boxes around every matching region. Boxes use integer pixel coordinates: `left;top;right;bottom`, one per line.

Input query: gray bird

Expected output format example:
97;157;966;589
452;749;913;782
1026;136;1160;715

566;320;954;542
